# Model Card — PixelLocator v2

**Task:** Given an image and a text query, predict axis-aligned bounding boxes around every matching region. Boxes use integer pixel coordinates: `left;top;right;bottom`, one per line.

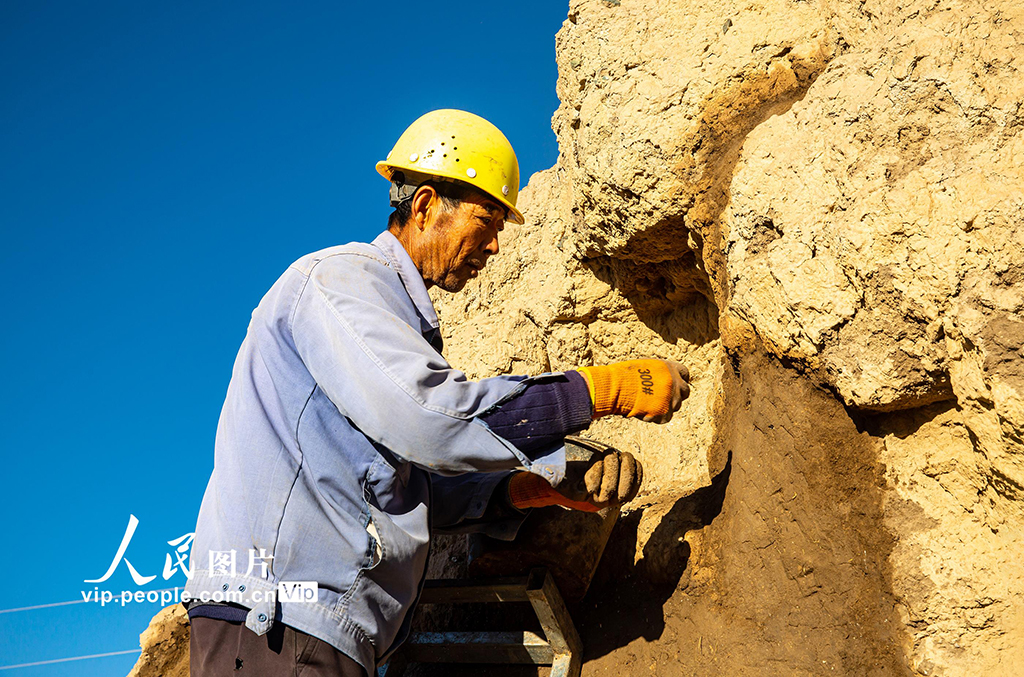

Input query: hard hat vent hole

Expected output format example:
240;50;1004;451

455;158;460;162
440;142;445;146
443;154;447;158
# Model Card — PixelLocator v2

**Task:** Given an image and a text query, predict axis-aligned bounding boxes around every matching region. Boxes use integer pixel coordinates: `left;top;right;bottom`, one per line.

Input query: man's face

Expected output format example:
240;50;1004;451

425;192;506;293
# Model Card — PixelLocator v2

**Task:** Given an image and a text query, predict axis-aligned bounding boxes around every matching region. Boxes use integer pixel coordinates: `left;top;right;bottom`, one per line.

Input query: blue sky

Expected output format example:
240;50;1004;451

0;1;566;673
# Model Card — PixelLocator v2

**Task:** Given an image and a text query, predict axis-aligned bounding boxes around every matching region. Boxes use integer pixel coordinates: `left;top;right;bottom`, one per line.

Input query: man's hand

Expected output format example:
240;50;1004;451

561;448;644;507
577;359;691;423
508;449;644;512
646;360;690;424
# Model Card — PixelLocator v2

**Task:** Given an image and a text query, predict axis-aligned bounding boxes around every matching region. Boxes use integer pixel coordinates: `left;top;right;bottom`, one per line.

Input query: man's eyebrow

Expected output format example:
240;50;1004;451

480;203;505;220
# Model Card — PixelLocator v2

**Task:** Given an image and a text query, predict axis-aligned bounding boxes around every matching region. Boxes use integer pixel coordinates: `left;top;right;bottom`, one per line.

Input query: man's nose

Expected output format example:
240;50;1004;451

484;233;500;256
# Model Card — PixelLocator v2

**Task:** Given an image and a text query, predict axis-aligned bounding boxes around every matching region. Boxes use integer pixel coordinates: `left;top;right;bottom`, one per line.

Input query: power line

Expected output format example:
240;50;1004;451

0;599;85;614
0;649;141;671
0;587;186;671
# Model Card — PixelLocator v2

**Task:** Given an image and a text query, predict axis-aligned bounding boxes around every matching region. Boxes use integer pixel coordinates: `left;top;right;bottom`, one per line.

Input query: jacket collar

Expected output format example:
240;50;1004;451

371;230;440;331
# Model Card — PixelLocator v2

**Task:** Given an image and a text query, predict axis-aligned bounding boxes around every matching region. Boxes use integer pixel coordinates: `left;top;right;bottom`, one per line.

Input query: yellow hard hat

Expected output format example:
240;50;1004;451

376;109;524;224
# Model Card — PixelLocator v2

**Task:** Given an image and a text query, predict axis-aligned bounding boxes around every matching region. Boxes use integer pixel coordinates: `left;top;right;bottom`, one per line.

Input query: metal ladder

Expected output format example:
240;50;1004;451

379;568;582;677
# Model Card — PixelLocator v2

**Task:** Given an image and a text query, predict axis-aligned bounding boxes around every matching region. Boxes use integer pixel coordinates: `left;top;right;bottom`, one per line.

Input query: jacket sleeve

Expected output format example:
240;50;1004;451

478;371;592;453
429;472;528;541
289;252;565;483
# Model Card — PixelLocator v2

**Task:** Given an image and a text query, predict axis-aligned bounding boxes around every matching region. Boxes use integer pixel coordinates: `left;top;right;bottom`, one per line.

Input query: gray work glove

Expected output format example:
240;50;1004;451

557;447;644;510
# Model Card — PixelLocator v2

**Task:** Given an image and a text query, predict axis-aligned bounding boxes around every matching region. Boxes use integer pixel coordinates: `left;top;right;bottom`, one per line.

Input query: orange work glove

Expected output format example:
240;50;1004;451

508;449;644;513
577;359;689;422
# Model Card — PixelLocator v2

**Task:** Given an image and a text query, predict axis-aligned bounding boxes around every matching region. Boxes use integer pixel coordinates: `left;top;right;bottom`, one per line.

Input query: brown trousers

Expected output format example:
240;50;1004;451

189;616;366;676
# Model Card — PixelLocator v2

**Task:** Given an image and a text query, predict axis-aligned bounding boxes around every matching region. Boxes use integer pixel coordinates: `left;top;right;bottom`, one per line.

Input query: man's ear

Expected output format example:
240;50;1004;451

409;185;438;232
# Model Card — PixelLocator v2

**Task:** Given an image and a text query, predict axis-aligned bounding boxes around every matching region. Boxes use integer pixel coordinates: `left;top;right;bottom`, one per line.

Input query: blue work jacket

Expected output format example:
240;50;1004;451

184;230;567;675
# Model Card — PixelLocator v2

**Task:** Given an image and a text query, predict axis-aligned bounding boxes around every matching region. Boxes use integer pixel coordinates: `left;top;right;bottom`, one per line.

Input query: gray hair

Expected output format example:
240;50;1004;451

387;176;477;230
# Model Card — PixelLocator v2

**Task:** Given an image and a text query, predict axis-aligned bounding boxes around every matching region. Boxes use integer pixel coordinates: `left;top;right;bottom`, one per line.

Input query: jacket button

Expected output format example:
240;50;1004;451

257;613;267;623
238;585;246;592
221;584;229;591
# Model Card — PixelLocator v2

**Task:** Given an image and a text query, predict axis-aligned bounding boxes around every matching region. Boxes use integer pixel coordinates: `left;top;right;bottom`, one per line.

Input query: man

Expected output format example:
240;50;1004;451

184;109;690;676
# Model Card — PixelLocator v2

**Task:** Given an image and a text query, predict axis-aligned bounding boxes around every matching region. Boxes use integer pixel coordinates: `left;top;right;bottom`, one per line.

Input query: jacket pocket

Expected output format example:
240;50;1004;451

365;511;383;569
347;490;430;657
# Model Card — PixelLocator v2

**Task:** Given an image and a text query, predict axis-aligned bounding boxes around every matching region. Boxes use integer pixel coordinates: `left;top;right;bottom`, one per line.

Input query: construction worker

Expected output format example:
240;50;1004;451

183;109;690;676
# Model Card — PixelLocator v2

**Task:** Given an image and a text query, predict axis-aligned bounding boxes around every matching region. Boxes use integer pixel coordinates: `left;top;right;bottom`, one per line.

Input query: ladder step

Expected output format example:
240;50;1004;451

402;631;554;664
418;576;532;604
